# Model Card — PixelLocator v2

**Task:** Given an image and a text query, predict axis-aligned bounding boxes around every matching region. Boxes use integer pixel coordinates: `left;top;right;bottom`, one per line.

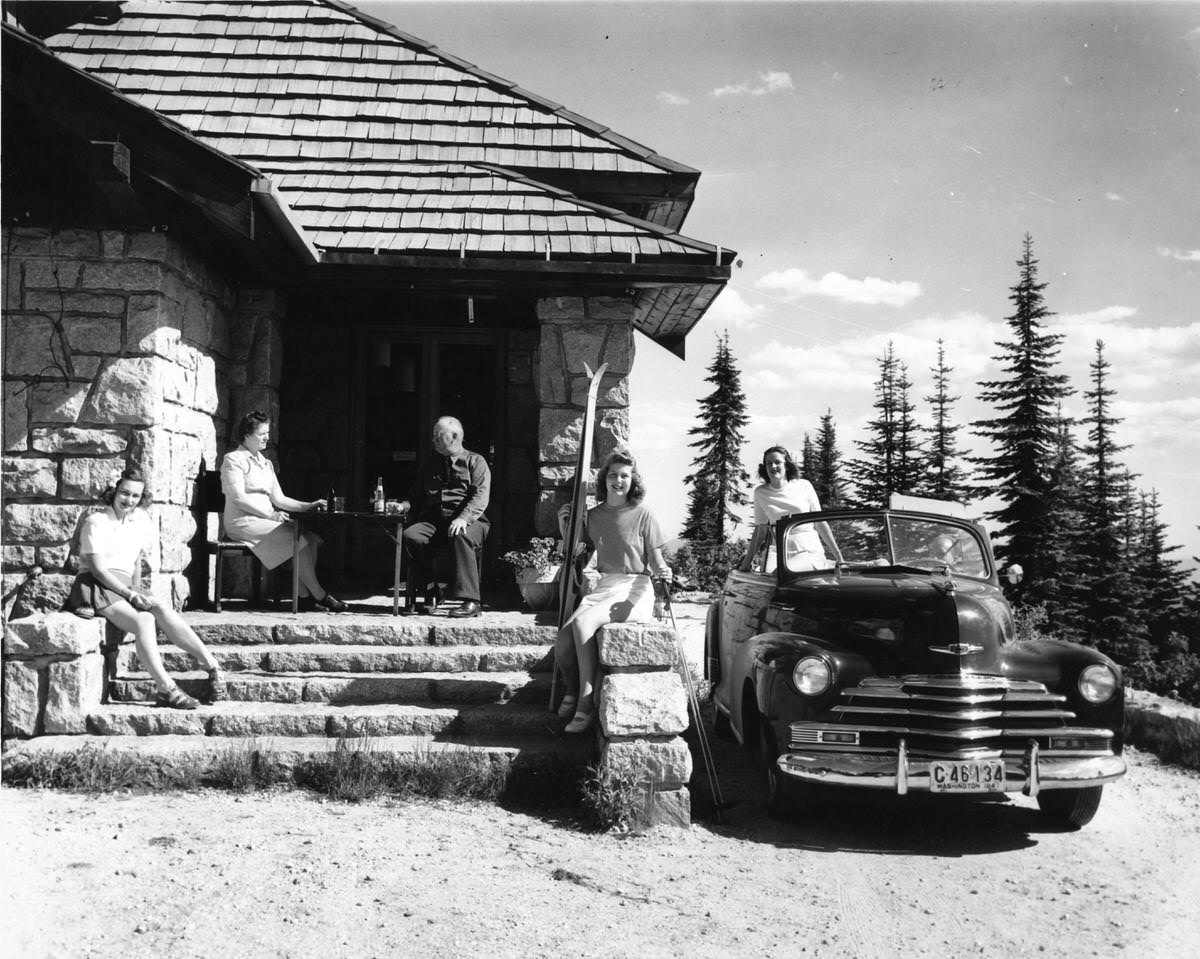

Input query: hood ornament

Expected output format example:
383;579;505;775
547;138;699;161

929;642;985;656
931;563;956;593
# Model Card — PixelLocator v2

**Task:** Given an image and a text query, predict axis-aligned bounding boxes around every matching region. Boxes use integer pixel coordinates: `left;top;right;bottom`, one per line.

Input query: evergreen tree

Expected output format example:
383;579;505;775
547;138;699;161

892;359;924;496
800;434;817;485
681;331;751;545
1036;410;1089;642
1131;490;1190;653
1078;340;1149;664
848;342;900;507
920;339;970;503
814;409;846;507
972;234;1073;600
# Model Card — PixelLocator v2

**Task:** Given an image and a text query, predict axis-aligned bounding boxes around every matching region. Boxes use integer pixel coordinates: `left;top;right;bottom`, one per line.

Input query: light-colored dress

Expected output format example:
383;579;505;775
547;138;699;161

566;502;665;625
753;478;825;571
220;448;317;570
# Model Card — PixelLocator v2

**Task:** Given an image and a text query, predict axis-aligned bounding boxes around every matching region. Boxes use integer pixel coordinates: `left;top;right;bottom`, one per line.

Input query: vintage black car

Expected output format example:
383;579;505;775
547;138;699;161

706;506;1126;828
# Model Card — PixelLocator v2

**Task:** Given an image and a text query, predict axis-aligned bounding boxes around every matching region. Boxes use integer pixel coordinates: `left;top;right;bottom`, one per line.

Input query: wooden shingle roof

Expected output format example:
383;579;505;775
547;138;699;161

42;0;723;263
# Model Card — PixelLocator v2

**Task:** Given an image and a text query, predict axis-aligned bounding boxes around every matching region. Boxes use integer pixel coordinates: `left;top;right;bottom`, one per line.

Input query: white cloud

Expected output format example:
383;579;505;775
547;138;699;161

756;268;922;307
1105;192;1126;202
701;287;767;331
656;91;689;107
1157;246;1200;262
1056;305;1138;327
712;70;794;98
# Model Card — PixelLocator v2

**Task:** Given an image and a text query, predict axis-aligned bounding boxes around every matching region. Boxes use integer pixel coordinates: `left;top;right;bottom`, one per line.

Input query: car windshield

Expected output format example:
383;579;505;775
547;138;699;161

776;513;990;579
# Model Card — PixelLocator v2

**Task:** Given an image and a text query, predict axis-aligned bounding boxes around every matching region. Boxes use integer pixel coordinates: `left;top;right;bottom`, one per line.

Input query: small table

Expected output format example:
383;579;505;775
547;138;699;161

291;510;406;615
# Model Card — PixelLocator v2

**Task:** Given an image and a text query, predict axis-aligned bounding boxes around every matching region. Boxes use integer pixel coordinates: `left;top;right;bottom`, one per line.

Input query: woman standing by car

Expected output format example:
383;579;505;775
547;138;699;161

747;445;826;571
65;466;225;709
554;450;672;733
220;411;346;612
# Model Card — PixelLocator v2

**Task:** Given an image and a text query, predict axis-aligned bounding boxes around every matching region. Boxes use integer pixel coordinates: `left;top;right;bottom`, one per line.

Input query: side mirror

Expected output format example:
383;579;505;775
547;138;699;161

1004;563;1024;586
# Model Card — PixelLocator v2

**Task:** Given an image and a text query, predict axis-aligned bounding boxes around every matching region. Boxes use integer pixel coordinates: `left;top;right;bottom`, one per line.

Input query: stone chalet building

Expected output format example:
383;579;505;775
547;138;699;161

1;0;732;617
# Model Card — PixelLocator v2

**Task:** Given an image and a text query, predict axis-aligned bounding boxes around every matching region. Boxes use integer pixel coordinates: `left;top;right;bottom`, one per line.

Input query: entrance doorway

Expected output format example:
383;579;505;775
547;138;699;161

354;331;505;569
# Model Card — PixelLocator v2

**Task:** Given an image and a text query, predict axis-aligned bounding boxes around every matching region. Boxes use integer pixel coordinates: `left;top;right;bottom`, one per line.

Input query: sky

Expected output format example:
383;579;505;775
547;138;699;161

361;1;1200;571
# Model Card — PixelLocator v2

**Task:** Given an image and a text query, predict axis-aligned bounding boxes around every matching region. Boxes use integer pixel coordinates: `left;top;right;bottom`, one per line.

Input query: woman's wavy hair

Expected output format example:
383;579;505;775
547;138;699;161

596;450;646;505
757;445;800;483
236;409;270;443
102;465;153;508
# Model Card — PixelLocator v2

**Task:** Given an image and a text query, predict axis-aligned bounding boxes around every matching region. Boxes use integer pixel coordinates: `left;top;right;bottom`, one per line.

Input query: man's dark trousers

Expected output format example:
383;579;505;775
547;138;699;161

401;515;489;601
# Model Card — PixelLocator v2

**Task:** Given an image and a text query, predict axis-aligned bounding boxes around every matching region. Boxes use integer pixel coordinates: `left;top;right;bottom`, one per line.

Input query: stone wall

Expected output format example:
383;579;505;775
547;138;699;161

2;226;282;615
596;622;693;827
2;612;105;737
533;296;633;536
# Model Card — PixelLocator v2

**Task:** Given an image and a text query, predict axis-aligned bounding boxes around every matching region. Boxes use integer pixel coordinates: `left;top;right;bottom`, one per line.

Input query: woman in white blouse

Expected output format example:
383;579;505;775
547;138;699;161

65;467;224;709
220;411;345;612
746;446;829;572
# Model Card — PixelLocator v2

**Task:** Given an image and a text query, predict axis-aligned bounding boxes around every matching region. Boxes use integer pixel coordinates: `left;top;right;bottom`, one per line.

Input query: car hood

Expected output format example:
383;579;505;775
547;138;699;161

769;571;1016;674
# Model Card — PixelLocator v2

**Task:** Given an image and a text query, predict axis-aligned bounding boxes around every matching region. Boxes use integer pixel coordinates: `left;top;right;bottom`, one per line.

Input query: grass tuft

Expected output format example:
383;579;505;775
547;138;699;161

2;744;202;792
578;762;657;834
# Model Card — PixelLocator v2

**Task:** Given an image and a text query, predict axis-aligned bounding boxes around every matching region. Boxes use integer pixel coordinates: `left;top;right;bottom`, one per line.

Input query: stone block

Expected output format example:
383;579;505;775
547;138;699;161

31;427;128;454
560;326;608;373
599;671;688;737
63;315;122;354
3;382;29;451
599;324;634;375
2;612;104;657
195;355;219;413
80;259;164;293
101;231;127;258
162;362;194;406
3;503;82;542
44;653;104;733
22;291;125;315
3;659;41;737
3;314;57;376
587;297;634;322
598;623;680;668
6;227;51;256
643;788;691;829
3;544;36;570
29;380;88;423
2;457;56;497
538;407;586;463
570;373;629;409
596;410;630;459
8;572;75;617
50;229;101;258
81;356;163;424
601;737;693;788
61;456;124;499
36;544;70;570
126;231;169;261
22;258;84;290
72;357;102;379
536;297;585;322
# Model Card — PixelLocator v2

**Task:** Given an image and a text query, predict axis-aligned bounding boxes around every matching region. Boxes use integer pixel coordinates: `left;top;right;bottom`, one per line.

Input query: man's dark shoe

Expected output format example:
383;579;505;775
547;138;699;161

313;594;348;613
448;600;481;618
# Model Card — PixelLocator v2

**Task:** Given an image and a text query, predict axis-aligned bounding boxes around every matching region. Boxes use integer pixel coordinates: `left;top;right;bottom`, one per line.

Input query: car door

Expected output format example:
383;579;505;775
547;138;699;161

714;561;775;730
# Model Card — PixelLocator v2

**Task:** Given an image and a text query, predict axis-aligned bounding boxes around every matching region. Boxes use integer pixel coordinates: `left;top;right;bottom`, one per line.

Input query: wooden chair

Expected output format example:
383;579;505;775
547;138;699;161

199;467;279;612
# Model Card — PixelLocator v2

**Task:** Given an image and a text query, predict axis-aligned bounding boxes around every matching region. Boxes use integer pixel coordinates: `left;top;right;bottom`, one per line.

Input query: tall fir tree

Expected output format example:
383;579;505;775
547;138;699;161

972;234;1074;600
1078;340;1149;664
920;339;970;503
814;409;845;507
1036;409;1089;642
681;331;751;545
892;359;924;496
848;342;900;507
800;434;817;485
1131;490;1190;654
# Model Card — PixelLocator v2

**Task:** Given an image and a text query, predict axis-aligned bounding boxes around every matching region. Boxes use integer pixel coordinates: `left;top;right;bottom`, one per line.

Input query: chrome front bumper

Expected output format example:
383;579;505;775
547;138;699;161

778;739;1127;796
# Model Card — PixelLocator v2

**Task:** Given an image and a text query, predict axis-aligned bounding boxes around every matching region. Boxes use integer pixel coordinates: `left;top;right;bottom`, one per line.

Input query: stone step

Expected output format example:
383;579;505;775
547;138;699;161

147;644;554;675
113;670;552;706
184;616;558;648
4;733;597;784
87;700;567;739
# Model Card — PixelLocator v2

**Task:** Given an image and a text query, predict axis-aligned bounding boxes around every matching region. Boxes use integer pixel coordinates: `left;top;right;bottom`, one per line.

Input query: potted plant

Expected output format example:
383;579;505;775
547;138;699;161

500;537;562;610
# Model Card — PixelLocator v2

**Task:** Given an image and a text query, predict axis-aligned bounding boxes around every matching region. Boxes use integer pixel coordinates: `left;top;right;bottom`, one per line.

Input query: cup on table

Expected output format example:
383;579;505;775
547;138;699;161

385;499;402;515
333;496;345;512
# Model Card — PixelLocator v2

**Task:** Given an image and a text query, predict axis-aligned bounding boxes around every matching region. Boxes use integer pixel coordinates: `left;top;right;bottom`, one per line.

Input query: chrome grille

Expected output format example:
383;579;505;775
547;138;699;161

791;675;1112;757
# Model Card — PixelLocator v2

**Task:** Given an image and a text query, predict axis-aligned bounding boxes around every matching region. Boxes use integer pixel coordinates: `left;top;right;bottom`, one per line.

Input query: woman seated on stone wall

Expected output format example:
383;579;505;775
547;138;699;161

219;410;346;612
64;466;225;710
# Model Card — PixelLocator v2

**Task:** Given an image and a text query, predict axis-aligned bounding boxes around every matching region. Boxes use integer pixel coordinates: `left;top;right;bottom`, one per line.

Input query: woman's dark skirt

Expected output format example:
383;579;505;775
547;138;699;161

64;571;133;613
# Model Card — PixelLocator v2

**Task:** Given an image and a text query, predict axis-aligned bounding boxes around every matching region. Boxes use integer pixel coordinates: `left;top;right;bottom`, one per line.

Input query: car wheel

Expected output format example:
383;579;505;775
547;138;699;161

1036;786;1103;829
754;719;793;818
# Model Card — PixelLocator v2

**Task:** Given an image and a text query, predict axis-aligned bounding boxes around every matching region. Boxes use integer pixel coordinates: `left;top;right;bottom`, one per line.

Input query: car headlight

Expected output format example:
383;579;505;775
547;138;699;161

793;656;833;696
1078;664;1119;704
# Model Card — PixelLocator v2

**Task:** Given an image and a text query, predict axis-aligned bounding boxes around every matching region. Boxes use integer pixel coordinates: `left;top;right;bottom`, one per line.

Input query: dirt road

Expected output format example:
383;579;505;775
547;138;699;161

3;739;1197;959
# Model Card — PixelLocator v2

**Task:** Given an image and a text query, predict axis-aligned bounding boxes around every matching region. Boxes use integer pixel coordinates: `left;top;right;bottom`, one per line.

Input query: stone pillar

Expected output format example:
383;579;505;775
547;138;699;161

2;612;105;737
596;622;693;827
1;227;262;615
533;296;634;536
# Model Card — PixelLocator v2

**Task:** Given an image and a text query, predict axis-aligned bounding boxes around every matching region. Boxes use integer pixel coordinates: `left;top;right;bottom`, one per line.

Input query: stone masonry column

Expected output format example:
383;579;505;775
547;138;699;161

533;296;634;535
596;623;693;827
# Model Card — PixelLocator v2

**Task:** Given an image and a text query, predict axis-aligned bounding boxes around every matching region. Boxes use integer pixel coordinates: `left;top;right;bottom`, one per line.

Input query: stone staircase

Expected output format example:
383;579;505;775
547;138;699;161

7;601;597;779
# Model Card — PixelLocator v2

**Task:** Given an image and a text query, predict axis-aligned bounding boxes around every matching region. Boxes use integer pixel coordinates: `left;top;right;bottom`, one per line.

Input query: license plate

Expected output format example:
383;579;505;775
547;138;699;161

929;759;1005;793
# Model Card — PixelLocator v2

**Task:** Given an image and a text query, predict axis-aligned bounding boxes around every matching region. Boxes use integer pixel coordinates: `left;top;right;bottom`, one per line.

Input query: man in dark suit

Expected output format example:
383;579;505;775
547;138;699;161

397;416;489;618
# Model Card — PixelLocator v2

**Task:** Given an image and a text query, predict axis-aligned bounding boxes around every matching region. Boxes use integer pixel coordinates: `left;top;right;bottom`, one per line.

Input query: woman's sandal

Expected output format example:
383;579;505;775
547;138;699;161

555;695;578;719
564;710;595;734
154;685;200;710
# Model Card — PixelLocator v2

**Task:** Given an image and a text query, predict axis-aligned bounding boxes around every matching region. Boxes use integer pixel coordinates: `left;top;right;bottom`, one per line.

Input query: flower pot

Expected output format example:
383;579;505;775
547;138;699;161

515;565;560;611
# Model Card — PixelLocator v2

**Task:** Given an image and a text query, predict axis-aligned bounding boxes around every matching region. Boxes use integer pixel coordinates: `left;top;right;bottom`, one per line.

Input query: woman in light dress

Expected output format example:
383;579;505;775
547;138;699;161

220;410;346;612
554;451;672;734
747;446;829;572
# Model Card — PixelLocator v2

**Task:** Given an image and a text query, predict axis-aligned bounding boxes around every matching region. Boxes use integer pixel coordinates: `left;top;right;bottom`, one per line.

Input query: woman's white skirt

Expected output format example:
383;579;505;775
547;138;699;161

565;572;654;627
